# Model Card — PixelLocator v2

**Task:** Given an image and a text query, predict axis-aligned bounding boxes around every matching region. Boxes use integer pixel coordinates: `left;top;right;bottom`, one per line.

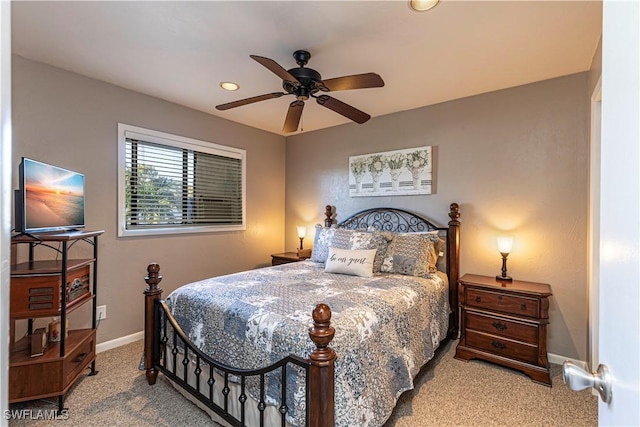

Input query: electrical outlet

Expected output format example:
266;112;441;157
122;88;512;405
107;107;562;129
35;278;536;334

97;305;107;320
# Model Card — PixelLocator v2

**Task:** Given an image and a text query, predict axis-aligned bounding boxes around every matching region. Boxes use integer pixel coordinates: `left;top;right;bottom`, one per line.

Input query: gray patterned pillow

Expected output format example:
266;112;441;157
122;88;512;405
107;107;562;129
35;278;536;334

330;228;389;273
310;225;337;263
393;255;417;276
381;233;440;276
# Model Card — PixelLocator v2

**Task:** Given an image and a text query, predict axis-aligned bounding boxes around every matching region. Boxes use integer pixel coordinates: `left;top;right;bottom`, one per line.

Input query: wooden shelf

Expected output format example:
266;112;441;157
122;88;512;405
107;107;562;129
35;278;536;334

11;258;95;276
11;230;104;243
10;329;94;366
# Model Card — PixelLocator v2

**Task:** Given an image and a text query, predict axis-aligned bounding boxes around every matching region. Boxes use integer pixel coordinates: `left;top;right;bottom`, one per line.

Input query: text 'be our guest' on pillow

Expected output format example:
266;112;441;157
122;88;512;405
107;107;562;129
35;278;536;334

324;247;377;278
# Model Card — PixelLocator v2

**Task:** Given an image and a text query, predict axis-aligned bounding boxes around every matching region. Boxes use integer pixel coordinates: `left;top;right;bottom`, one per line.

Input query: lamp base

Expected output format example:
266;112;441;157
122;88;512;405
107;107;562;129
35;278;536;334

496;275;513;282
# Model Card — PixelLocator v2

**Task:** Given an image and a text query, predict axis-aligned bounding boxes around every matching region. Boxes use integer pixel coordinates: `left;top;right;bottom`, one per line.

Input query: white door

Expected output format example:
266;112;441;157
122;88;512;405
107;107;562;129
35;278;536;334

597;0;639;424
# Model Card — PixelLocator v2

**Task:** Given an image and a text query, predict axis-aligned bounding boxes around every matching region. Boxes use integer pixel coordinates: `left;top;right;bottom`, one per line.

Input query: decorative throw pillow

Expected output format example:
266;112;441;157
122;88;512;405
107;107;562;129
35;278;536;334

310;224;336;263
381;233;439;276
330;228;389;272
324;247;377;278
416;232;447;272
393;254;417;276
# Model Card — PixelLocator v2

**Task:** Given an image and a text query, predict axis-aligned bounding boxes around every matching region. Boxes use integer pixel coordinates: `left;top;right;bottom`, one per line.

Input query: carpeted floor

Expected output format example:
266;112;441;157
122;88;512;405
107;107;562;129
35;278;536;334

8;338;597;426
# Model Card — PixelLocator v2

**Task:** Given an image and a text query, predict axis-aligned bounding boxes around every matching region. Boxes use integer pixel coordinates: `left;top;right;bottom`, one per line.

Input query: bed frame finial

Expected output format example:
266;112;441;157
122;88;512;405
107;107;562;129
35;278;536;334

324;205;334;227
449;203;460;225
308;303;336;427
144;262;163;385
145;262;162;291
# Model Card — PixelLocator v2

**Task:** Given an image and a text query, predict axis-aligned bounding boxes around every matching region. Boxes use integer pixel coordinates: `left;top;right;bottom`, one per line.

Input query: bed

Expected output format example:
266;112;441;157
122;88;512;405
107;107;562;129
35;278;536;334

142;203;461;427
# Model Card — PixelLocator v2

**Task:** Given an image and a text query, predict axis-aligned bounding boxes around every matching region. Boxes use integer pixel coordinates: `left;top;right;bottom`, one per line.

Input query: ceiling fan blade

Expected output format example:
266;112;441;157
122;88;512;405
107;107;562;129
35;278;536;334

283;100;305;133
316;95;370;124
321;73;384;92
215;92;286;111
250;55;301;85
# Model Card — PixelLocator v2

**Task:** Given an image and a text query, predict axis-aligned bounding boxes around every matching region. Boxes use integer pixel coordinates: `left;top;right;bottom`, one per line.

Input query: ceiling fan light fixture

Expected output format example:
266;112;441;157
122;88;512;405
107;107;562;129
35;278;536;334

220;81;239;91
409;0;439;12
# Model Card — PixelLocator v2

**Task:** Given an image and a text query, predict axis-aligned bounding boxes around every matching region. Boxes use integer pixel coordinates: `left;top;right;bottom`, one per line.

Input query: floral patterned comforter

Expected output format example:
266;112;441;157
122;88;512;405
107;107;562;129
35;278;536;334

166;260;450;427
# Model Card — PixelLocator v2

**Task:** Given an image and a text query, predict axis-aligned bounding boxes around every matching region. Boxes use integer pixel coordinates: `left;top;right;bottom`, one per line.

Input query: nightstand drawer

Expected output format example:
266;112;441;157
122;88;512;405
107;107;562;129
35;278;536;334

466;330;538;365
466;288;539;318
465;311;538;344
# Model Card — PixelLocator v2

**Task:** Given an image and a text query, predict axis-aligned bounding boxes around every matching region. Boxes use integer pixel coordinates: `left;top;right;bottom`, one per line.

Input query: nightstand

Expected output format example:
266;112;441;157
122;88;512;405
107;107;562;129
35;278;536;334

271;252;304;266
455;273;553;386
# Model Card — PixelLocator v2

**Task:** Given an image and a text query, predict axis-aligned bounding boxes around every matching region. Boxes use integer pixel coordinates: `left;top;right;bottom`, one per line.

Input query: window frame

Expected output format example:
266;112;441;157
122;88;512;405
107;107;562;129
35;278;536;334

117;123;246;237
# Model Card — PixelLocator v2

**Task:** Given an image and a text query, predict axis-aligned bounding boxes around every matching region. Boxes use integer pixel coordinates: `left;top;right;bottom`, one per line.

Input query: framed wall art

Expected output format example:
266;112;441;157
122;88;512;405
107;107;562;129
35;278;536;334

349;146;432;197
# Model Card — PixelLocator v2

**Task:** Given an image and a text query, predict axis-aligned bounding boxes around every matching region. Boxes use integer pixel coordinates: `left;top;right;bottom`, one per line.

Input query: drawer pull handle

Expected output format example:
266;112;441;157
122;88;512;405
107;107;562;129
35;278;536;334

521;303;527;310
475;296;481;303
74;352;88;364
491;341;506;350
492;321;507;331
498;295;503;300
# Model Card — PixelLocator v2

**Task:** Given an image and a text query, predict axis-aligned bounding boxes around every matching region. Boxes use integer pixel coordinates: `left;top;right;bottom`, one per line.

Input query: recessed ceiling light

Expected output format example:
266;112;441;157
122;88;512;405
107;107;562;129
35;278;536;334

220;82;239;91
409;0;439;12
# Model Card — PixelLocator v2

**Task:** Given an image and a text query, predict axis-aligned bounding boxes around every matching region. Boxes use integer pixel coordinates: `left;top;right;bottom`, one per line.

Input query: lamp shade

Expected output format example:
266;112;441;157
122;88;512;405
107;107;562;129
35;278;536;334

497;236;513;254
297;226;307;239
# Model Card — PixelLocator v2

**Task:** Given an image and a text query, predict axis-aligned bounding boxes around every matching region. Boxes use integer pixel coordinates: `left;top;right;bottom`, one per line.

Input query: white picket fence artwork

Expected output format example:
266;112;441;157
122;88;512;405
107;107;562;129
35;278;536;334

349;146;432;197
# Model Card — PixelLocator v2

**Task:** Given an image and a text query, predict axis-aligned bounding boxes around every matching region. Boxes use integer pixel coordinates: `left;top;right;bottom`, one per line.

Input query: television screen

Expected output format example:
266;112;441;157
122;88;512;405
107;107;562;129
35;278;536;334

16;158;85;233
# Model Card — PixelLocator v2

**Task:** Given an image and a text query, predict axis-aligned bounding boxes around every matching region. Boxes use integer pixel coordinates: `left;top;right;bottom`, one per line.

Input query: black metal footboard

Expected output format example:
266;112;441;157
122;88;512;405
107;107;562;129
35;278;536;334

143;263;337;427
153;299;310;427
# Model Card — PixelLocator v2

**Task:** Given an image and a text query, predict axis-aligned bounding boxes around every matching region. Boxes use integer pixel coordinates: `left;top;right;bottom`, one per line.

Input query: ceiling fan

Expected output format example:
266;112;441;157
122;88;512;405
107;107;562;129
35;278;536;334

215;50;385;133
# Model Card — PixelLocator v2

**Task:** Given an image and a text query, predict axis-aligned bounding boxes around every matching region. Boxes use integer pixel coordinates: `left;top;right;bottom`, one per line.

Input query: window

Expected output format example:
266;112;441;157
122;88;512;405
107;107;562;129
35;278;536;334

118;124;246;237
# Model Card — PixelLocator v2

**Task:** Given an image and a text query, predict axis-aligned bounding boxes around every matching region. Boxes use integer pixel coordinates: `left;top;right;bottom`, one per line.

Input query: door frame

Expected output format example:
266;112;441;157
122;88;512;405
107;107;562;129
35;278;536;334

588;76;601;373
0;0;12;422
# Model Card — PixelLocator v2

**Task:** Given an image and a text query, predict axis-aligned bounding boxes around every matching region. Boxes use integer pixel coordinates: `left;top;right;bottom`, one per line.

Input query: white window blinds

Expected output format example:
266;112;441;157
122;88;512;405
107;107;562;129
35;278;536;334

118;124;246;236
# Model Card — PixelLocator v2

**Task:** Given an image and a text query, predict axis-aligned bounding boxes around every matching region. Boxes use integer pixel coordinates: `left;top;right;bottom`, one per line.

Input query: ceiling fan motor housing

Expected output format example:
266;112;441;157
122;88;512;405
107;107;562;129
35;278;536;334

284;66;322;100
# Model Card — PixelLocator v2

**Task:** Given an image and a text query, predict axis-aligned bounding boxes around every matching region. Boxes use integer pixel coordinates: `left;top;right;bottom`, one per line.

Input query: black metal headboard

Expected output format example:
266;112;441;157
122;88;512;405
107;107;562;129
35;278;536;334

337;207;441;233
328;204;461;337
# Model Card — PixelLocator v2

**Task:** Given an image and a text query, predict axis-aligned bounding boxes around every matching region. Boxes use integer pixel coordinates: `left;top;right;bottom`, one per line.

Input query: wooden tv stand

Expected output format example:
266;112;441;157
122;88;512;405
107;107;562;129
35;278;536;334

9;230;103;412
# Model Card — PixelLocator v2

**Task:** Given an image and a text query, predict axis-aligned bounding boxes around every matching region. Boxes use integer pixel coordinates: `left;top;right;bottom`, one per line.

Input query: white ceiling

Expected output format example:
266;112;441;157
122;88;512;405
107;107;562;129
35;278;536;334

12;1;602;136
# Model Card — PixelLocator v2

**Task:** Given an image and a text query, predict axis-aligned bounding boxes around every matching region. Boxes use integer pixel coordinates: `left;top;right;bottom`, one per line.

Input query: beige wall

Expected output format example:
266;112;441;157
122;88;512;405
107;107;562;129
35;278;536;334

285;73;590;360
11;54;592;361
11;55;286;343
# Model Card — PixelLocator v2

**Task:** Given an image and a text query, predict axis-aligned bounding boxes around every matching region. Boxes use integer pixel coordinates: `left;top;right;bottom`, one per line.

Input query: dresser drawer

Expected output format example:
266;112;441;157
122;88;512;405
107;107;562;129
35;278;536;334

465;311;538;344
466;288;539;318
465;330;538;365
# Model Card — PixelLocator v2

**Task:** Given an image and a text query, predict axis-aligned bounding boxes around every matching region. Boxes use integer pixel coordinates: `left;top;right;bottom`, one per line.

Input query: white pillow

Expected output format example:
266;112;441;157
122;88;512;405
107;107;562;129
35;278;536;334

324;247;377;278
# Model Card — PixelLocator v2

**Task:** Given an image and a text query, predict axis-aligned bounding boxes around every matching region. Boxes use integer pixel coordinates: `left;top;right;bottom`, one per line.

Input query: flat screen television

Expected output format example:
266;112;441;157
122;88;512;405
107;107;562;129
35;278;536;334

15;157;85;234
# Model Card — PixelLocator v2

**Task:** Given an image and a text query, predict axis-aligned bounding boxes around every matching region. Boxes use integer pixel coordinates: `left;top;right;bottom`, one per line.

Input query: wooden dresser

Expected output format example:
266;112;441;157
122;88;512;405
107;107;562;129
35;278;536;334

455;273;552;386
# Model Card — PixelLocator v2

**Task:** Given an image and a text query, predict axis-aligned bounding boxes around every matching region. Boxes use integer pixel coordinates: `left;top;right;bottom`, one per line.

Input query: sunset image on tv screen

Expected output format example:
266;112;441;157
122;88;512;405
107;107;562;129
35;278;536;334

24;160;84;230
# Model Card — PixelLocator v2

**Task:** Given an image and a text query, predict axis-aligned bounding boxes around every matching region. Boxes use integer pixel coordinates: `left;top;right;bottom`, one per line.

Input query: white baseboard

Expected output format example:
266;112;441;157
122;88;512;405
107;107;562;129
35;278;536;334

96;331;143;354
548;352;587;369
